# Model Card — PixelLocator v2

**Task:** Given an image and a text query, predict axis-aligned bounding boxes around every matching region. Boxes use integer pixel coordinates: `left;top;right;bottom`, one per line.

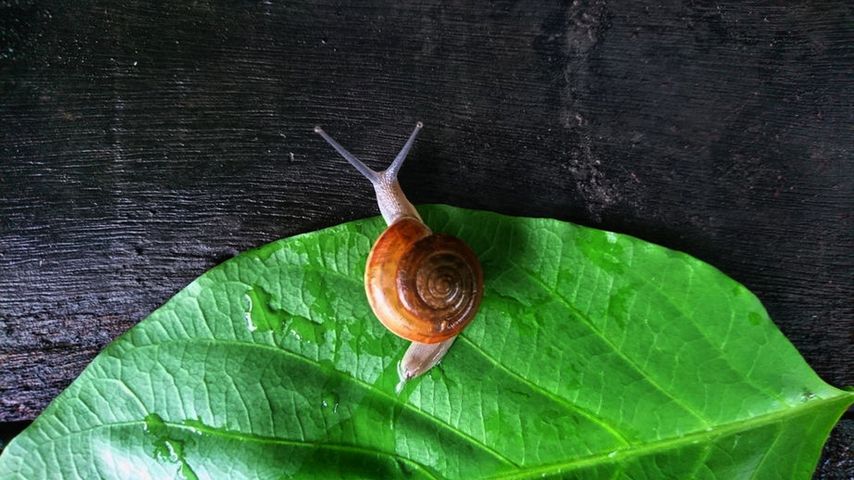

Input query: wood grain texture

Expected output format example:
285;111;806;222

0;0;851;476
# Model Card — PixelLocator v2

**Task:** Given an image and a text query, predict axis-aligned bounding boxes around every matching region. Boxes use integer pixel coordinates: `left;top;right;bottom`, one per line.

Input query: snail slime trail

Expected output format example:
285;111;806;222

314;123;484;390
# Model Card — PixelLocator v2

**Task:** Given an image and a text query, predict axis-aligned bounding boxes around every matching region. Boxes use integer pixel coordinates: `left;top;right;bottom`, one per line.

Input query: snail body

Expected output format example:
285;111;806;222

314;122;483;386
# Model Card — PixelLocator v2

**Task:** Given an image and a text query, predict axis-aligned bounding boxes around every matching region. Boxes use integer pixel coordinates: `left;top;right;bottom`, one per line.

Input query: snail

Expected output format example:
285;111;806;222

314;122;483;389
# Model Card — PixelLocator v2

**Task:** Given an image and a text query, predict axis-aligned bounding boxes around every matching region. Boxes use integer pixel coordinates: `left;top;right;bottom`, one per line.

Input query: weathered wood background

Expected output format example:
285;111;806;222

1;0;851;476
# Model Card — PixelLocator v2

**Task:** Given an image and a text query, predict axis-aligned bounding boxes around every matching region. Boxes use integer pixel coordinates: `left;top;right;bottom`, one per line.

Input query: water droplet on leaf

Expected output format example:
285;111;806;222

243;294;257;332
321;392;339;413
142;414;199;480
748;312;763;326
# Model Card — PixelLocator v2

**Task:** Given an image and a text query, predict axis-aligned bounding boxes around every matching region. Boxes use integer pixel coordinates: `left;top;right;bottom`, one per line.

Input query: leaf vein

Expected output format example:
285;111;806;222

457;335;632;447
510;261;713;427
631;262;791;406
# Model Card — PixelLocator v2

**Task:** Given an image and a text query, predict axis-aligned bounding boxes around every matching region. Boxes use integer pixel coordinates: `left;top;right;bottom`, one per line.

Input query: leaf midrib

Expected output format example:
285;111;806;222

486;393;851;479
23;418;441;480
29;384;849;480
168;419;443;479
105;337;518;468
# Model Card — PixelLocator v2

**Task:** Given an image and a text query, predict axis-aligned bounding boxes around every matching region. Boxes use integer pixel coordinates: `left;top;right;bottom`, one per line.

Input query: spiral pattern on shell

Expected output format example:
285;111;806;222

365;217;483;344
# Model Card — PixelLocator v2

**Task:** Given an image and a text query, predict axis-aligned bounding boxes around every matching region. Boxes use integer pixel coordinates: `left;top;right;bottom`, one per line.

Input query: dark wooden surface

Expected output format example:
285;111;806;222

1;0;851;476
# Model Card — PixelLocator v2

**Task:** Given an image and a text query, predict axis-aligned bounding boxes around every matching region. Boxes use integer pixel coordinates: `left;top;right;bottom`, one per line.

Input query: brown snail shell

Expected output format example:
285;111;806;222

365;217;483;344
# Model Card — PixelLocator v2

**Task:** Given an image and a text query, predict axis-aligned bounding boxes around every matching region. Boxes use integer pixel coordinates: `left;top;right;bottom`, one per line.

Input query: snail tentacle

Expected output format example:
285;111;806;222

387;121;423;179
314;126;380;183
315;123;423;224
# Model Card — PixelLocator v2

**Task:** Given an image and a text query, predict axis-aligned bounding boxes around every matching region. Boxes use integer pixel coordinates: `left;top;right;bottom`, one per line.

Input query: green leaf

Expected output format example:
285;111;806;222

1;205;850;479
